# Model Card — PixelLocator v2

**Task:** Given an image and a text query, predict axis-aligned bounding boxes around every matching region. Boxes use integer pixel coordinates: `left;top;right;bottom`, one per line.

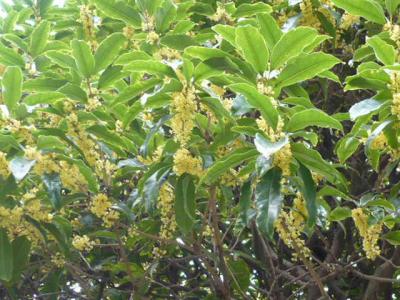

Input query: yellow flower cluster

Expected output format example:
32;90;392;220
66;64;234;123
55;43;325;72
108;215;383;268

256;117;285;142
385;23;400;53
352;208;382;260
257;81;276;97
90;194;120;228
391;72;400;118
60;161;88;192
51;252;65;268
300;0;320;29
340;13;360;30
173;148;203;177
274;196;310;260
72;235;95;252
67;113;99;166
80;5;97;50
137;146;163;165
3;118;34;144
170;86;197;146
220;168;239;187
155;47;181;61
209;4;233;24
0;205;43;246
147;31;160;44
0;151;10;178
273;144;292;176
157;183;177;240
370;133;388;150
85;96;101;111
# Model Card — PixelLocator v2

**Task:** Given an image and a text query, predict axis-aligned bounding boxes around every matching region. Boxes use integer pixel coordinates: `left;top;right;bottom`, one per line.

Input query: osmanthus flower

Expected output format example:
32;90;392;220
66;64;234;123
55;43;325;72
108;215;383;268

72;235;96;252
352;208;382;260
0;151;10;178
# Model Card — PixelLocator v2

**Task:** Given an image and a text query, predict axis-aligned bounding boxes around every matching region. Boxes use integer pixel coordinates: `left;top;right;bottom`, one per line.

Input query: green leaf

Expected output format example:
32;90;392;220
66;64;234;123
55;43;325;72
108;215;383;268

254;134;289;158
336;136;360;164
10;236;30;283
29;20;51;57
367;36;396;65
331;0;386;24
298;163;317;228
201;147;259;184
184;46;228;61
0;228;13;282
175;174;196;235
286;108;343;132
24;92;64;105
2;66;23;112
23;78;67;92
349;98;384;120
257;13;282;50
46;50;77;69
235;25;269;73
255;168;282;238
71;40;95;78
229;83;278;129
271;27;319;69
160;34;197;50
212;24;236;47
233;3;271;18
383;231;400;245
329;207;352;221
275;52;341;89
386;0;400;15
94;33;126;73
292;143;344;186
0;42;24;67
125;60;176;77
95;0;141;27
58;83;88;102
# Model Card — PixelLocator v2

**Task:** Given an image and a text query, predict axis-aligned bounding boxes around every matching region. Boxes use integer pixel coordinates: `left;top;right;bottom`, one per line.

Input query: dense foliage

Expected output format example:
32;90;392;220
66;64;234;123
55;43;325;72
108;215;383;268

0;0;400;299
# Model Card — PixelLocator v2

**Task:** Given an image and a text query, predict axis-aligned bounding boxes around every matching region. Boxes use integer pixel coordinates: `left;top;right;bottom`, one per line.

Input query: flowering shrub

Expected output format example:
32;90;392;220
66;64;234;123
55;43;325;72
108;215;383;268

0;0;400;298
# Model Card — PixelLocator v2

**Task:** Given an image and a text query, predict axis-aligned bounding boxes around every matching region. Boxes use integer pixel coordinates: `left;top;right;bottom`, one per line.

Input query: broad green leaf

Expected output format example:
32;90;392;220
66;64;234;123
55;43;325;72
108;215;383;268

58;83;88;102
239;181;253;226
125;60;176;77
175;174;196;234
155;0;177;32
212;24;236;47
298;163;317;228
271;27;319;69
286;108;343;132
254;134;289;158
29;20;51;57
336;136;360;164
275;52;341;89
46;50;77;69
0;42;25;67
233;3;271;18
160;34;197;50
10;236;30;283
386;0;400;15
229;83;278;129
71;40;95;78
292;143;344;186
24;92;64;105
255;168;282;238
184;46;227;61
201;147;259;184
257;13;282;50
329;207;352;221
112;78;162;106
349;98;384;120
0;228;13;282
367;36;396;65
383;231;400;245
2;66;23;112
94;33;126;73
23;78;67;92
235;25;269;73
98;66;128;89
331;0;386;24
95;0;141;27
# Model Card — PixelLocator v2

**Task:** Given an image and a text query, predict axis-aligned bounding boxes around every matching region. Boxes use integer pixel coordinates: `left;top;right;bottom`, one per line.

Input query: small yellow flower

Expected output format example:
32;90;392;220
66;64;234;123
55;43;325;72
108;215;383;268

273;144;292;176
0;151;10;178
173;148;203;177
352;208;382;260
72;235;95;251
90;194;120;228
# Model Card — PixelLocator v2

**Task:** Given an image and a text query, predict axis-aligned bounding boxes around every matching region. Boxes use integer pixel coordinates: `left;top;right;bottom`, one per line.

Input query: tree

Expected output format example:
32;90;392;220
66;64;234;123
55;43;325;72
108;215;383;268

0;0;399;299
